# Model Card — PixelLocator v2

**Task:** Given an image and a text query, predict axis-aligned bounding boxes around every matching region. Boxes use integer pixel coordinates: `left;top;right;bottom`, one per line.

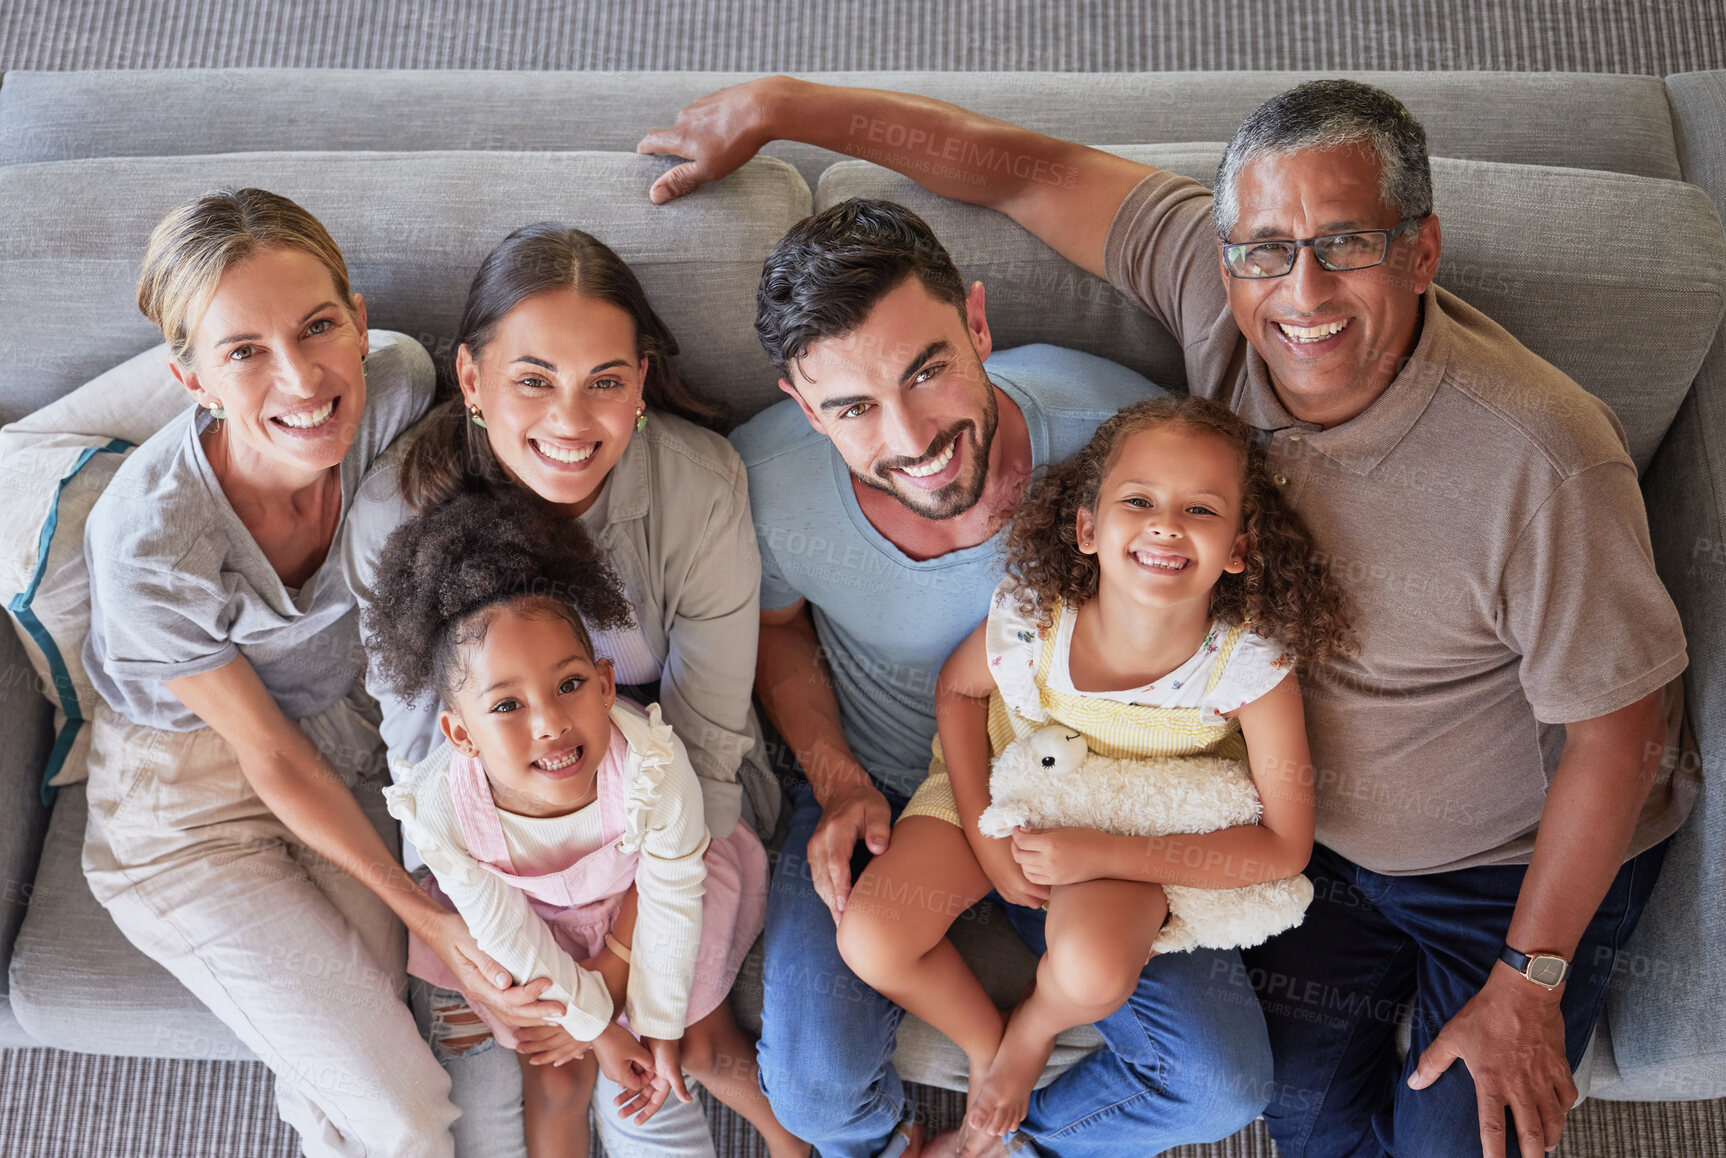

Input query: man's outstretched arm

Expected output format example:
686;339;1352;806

639;76;1154;278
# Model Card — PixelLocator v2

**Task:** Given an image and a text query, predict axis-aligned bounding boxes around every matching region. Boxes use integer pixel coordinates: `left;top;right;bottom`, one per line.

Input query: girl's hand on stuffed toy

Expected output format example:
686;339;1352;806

974;832;1052;908
1011;826;1114;886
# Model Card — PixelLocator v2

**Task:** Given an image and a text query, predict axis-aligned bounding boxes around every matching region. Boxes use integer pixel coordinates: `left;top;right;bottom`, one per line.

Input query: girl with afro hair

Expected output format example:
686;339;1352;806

364;488;804;1158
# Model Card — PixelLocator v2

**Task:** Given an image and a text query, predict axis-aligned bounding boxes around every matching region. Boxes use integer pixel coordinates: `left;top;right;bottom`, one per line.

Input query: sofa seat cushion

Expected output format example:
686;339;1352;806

818;145;1726;470
0;150;810;424
7;784;254;1059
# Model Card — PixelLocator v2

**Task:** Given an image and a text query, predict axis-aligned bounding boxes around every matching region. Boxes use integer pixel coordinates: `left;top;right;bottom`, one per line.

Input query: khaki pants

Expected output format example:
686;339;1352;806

82;697;459;1158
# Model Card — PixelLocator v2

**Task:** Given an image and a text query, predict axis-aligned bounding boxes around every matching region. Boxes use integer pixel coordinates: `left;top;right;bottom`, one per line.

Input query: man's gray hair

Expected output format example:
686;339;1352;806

1212;79;1433;239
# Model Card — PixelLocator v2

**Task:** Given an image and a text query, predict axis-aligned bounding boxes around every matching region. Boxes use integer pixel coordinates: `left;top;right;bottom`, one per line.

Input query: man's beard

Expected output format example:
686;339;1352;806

852;384;1000;521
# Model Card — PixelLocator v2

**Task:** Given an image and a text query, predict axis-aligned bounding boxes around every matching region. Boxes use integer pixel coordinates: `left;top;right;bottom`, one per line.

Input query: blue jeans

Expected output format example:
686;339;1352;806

1244;841;1668;1158
412;979;718;1158
757;781;1273;1158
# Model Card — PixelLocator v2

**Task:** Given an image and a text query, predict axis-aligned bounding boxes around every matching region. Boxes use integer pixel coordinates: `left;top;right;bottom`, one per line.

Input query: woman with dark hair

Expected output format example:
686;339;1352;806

347;222;776;1158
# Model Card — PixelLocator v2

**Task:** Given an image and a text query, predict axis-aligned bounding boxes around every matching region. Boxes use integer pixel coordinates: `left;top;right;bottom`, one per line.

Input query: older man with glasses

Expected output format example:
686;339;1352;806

643;79;1693;1158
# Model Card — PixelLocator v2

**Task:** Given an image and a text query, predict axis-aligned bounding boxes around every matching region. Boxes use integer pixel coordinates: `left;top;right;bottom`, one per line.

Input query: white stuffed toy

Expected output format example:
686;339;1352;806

977;725;1312;954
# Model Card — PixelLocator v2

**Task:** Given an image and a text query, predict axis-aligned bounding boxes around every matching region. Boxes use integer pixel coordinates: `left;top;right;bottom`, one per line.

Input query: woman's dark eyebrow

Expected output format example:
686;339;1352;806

589;359;630;374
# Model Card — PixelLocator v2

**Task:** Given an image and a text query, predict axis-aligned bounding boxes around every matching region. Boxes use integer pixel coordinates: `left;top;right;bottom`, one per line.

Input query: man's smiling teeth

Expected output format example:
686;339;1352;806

533;440;596;464
900;438;955;478
1132;550;1190;572
275;400;335;429
1277;319;1349;343
534;748;580;771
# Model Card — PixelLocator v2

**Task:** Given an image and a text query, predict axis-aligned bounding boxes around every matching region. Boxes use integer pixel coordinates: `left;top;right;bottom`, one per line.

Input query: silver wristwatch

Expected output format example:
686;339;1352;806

1499;944;1571;990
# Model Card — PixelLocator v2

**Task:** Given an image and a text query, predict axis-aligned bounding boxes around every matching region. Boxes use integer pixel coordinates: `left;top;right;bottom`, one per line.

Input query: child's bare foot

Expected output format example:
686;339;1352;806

925;1120;1010;1158
961;1049;994;1123
966;1009;1057;1139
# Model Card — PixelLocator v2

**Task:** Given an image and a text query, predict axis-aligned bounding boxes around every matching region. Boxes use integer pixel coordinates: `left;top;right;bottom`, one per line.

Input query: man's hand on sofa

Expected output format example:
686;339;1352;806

637;76;788;203
1408;962;1574;1157
808;779;893;922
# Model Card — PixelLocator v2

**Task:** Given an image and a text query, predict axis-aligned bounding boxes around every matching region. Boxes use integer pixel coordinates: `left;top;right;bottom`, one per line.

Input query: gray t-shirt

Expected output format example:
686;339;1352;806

83;335;434;731
729;343;1160;798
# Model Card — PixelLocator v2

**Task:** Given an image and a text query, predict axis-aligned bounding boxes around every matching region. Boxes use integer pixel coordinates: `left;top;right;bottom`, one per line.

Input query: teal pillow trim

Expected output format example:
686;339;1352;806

6;438;133;806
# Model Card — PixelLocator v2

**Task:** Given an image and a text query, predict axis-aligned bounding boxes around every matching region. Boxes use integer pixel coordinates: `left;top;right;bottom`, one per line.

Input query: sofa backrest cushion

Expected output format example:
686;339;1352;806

0;151;809;424
818;144;1726;470
0;69;1684;185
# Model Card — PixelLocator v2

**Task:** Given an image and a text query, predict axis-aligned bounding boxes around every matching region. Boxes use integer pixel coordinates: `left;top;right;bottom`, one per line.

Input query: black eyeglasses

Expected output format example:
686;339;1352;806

1219;216;1426;279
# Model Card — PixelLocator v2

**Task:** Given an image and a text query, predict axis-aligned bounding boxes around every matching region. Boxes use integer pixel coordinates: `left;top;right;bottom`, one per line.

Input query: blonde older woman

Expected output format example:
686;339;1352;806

80;188;542;1157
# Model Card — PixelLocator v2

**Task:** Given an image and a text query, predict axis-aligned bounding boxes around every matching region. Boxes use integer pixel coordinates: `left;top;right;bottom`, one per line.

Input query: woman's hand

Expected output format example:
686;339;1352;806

642;1036;694;1105
595;1024;670;1123
971;831;1052;909
421;910;567;1028
1010;826;1115;887
514;1023;589;1068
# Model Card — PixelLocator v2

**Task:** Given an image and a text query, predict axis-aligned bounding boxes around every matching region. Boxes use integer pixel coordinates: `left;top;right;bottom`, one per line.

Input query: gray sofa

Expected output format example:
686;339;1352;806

1;68;1723;1116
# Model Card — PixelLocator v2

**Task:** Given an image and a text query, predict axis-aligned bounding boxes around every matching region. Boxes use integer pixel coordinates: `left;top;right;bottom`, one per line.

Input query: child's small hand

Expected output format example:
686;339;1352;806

593;1024;669;1123
514;1023;588;1068
1011;826;1112;887
973;832;1052;908
642;1036;693;1104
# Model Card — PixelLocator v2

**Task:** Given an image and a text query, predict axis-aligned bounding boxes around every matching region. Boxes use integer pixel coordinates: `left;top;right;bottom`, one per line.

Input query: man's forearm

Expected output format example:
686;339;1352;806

1504;691;1665;963
750;76;1087;214
755;607;870;804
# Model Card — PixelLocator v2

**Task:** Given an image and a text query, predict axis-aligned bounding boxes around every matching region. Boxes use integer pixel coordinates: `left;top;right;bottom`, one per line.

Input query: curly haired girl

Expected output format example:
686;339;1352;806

833;394;1352;1144
364;488;806;1158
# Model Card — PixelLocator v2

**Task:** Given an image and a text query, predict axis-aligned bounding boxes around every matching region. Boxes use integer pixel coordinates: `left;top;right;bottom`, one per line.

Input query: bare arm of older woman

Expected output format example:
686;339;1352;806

165;654;566;1029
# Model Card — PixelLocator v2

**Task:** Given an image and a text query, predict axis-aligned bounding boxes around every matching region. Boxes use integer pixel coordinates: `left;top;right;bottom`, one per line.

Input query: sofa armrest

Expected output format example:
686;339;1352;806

0;624;54;996
1607;372;1726;1100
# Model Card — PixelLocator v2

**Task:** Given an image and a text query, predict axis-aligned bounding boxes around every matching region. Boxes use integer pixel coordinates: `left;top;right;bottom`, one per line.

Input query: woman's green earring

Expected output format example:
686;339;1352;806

635;405;647;433
468;404;487;430
207;401;226;420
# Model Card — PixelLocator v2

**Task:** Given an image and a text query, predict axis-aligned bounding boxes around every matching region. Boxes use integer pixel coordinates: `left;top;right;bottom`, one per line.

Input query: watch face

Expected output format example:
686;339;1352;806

1529;956;1567;987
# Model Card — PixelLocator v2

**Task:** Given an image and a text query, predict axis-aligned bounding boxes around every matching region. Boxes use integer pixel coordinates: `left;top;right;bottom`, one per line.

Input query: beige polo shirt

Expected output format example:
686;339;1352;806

1104;169;1694;875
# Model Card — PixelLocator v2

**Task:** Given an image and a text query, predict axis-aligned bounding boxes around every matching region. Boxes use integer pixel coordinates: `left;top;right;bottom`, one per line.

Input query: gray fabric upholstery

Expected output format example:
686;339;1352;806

1600;68;1726;1103
0;625;52;1000
816;147;1726;471
7;785;255;1059
0;69;1683;187
0;1000;40;1049
0;150;809;424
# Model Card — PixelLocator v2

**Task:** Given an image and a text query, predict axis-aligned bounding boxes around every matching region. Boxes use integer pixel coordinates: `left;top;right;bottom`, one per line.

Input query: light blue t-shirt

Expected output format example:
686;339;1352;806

729;343;1162;798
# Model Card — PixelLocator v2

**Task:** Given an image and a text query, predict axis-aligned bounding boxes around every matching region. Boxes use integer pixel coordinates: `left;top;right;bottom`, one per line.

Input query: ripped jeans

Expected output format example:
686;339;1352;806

410;980;719;1158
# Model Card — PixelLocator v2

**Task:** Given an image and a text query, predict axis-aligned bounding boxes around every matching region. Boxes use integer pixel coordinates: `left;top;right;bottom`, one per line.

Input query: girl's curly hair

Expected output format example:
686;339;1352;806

1002;394;1354;667
363;487;636;705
